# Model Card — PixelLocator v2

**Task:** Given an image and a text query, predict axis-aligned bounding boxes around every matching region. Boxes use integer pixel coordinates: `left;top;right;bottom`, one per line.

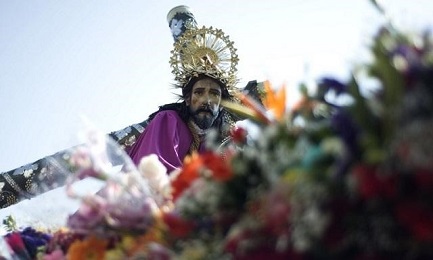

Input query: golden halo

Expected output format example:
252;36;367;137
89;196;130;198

170;26;239;91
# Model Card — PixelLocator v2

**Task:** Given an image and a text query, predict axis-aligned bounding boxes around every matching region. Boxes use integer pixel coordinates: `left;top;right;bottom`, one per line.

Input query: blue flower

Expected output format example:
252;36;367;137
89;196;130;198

20;227;52;258
317;78;348;104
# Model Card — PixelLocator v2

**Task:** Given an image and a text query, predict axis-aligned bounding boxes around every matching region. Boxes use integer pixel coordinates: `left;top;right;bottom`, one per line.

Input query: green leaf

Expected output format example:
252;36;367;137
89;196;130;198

2;215;18;232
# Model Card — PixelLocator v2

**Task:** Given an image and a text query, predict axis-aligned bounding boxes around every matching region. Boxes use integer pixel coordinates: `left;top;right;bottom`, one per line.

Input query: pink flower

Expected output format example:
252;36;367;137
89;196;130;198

69;146;92;170
262;188;291;236
67;195;107;233
67;183;158;234
42;249;65;260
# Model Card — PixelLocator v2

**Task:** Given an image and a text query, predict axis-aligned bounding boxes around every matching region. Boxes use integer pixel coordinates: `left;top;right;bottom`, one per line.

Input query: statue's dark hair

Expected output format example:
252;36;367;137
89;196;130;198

146;75;235;140
181;74;232;101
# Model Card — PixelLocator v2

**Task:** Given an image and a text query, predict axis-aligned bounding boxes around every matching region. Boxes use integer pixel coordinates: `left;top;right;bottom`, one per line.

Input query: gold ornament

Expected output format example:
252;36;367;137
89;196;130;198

170;26;239;93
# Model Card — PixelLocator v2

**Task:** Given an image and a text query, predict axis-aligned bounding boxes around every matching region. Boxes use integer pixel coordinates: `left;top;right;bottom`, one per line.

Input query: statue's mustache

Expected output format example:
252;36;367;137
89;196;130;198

194;106;216;116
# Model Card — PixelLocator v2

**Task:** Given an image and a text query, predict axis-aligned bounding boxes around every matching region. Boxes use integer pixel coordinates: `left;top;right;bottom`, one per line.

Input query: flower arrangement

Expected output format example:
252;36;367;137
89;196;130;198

2;9;433;260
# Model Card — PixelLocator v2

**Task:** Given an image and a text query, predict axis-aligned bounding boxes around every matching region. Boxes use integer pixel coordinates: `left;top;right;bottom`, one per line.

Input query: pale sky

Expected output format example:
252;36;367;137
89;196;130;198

0;0;431;172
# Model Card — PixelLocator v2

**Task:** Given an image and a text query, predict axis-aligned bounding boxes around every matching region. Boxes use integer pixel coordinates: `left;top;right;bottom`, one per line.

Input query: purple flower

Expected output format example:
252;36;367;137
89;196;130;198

317;77;348;105
330;111;360;177
331;111;359;154
104;196;157;232
20;227;52;258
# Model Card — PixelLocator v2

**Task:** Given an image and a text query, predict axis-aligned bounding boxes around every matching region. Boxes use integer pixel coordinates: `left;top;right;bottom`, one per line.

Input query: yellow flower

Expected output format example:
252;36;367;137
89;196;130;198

283;168;306;184
104;248;125;260
120;235;137;252
113;218;167;257
66;235;108;260
263;81;286;121
178;243;207;260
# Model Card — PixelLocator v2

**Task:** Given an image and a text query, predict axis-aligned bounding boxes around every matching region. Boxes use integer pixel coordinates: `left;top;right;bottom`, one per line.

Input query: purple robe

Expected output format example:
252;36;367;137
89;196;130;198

127;110;194;173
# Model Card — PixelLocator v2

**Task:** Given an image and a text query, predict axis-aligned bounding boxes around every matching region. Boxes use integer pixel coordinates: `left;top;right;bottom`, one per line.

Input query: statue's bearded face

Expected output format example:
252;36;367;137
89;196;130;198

187;77;222;129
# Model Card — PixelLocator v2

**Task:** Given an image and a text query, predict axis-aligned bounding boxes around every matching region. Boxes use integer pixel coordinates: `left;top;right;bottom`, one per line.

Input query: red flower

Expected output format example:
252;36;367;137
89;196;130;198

230;127;248;144
5;232;26;251
396;200;433;241
322;198;351;249
224;227;256;255
225;227;303;260
414;169;433;191
171;152;233;201
352;164;397;200
162;211;195;238
5;232;31;259
201;152;233;182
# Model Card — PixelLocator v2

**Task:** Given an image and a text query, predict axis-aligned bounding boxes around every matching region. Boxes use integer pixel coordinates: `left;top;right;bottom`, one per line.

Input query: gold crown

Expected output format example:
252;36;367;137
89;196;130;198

169;26;239;93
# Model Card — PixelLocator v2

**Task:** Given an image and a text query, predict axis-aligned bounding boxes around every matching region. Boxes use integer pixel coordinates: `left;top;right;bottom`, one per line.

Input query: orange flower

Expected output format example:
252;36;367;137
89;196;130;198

291;95;318;116
171;152;234;201
263;81;286;121
171;153;202;201
66;235;108;260
237;92;271;124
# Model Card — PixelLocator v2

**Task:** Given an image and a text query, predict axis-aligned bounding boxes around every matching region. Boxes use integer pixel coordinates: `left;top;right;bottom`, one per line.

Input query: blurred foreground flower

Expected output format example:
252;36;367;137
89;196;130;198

64;132;161;236
3;4;433;258
263;81;286;121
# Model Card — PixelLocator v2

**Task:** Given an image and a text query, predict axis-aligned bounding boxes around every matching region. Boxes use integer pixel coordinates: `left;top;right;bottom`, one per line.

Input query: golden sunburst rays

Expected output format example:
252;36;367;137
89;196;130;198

170;26;239;90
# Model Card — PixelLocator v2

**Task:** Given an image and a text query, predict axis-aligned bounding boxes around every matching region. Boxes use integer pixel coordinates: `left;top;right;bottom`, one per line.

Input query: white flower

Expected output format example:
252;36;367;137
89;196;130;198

69;146;93;169
138;154;170;204
176;179;223;216
320;137;345;157
170;19;184;37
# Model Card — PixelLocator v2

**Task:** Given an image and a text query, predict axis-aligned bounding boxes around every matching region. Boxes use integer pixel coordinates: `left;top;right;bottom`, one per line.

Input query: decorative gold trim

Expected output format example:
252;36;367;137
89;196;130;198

170;26;239;93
